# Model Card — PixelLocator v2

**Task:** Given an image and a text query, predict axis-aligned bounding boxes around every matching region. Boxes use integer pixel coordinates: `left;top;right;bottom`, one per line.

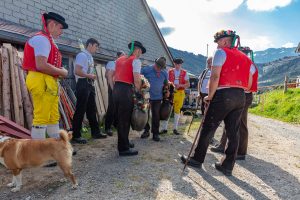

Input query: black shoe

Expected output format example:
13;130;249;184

72;137;87;144
119;149;138;156
210;145;224;153
141;131;150;139
159;130;167;135
72;150;77;156
129;142;135;148
152;134;160;142
215;162;232;176
173;129;180;135
106;129;113;136
236;155;246;160
43;161;57;167
92;133;107;139
180;155;202;168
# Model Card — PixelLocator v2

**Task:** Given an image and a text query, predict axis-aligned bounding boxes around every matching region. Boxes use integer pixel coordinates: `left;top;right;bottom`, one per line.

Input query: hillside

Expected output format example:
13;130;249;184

168;47;206;76
258;56;300;86
254;47;298;63
250;88;300;123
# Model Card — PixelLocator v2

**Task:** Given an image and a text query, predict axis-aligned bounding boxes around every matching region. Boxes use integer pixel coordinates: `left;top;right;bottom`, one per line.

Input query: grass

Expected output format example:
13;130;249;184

250;88;300;124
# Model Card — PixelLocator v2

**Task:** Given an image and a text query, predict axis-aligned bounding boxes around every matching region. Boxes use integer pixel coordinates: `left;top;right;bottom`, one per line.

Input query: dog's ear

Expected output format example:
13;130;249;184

67;131;73;140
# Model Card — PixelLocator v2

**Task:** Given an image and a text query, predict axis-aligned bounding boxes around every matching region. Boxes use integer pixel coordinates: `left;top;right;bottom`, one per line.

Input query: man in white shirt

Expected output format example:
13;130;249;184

198;57;212;115
72;38;107;144
104;51;125;136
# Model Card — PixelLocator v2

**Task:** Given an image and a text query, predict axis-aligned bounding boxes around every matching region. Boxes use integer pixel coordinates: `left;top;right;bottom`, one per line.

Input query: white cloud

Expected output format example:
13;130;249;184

242;36;275;51
282;42;295;48
246;0;293;11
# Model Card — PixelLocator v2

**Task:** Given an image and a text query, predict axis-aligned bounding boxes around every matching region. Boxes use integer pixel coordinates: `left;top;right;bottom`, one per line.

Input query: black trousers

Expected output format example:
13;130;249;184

144;100;162;136
113;82;133;151
193;88;245;170
219;92;253;156
105;86;115;130
72;79;100;138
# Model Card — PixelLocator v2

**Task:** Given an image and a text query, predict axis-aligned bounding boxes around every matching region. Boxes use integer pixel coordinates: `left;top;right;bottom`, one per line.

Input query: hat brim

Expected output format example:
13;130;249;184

173;60;183;64
128;43;146;54
43;13;68;29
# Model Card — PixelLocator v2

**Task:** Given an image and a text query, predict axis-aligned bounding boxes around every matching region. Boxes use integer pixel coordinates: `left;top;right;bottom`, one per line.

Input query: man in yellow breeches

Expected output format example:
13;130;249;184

22;12;68;139
161;58;190;135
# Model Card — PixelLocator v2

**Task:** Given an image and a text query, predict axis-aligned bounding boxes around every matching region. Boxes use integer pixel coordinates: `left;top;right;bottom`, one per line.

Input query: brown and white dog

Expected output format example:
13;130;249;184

0;130;78;192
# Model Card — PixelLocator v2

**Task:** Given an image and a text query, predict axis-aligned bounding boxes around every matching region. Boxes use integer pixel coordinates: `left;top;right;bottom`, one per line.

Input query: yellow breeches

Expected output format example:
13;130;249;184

173;90;185;114
26;71;59;125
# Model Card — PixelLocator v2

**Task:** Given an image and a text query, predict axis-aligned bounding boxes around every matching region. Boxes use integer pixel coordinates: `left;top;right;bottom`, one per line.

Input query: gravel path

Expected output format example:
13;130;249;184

1;114;300;200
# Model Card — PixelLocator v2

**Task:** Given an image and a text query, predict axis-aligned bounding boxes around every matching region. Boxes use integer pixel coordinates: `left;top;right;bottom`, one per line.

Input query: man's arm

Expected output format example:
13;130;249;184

207;66;221;100
133;72;141;90
36;56;68;77
74;65;96;80
106;70;115;89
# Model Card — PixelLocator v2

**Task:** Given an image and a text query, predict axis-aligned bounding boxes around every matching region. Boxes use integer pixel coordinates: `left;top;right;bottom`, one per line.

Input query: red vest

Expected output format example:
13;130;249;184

249;63;258;92
218;47;251;89
169;69;187;90
114;55;135;84
23;31;62;73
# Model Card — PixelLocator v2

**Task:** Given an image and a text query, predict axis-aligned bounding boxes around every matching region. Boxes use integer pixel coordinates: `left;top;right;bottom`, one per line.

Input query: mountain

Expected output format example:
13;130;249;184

168;47;207;76
254;47;298;63
258;55;300;86
168;46;300;87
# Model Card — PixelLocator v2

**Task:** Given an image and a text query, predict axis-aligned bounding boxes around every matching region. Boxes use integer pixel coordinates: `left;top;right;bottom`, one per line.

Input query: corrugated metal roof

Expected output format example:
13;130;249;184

0;18;115;61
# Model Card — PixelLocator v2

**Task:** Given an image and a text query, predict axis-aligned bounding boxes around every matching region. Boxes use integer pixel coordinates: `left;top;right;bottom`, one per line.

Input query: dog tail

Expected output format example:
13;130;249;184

59;130;73;142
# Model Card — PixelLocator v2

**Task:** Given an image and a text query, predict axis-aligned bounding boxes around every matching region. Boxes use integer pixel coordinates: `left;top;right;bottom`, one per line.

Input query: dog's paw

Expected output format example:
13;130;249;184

72;183;79;190
7;182;16;188
11;187;20;192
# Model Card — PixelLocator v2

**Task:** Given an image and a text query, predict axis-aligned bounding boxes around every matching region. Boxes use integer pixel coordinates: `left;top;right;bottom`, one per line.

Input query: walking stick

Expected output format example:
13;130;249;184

186;97;200;135
182;101;210;173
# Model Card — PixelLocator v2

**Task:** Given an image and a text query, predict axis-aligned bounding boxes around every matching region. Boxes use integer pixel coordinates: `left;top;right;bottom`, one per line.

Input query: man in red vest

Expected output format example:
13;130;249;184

211;46;258;160
181;30;252;176
161;58;190;135
23;12;68;139
113;41;146;156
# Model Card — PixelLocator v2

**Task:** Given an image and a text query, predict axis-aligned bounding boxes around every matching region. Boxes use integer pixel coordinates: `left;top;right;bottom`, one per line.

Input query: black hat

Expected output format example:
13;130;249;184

155;56;166;68
116;51;125;57
128;41;146;54
43;12;68;29
173;58;184;64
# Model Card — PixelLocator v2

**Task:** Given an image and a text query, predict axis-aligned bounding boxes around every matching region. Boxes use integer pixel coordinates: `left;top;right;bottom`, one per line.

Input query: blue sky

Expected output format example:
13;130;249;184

146;0;300;56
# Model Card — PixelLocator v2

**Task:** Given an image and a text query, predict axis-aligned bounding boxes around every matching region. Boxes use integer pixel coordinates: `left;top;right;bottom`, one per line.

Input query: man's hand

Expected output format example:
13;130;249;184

59;68;68;78
204;95;212;104
88;74;97;80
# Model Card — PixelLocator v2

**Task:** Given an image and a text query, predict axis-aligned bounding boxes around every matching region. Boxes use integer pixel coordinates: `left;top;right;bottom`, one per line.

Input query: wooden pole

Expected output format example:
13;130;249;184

0;47;2;115
4;43;21;124
12;47;24;126
1;46;12;119
284;75;288;94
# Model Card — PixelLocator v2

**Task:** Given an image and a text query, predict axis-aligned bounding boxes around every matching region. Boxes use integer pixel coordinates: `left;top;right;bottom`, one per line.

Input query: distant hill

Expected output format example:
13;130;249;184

168;46;300;86
258;55;300;86
254;47;298;63
168;47;207;76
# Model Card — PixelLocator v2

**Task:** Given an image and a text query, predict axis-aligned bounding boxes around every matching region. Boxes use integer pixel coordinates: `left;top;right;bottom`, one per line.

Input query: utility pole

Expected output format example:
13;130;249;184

206;44;209;57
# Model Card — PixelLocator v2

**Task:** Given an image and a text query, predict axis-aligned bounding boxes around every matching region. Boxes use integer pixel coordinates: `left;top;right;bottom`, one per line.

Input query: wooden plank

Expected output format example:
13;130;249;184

12;47;24;126
0;115;30;137
0;47;2;115
1;47;12;119
3;43;20;125
101;66;109;111
94;78;105;121
95;65;106;112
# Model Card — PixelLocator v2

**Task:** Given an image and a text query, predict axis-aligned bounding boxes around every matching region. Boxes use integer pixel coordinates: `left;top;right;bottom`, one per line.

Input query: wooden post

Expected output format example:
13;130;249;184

0;47;2;115
284;75;288;93
1;47;12;119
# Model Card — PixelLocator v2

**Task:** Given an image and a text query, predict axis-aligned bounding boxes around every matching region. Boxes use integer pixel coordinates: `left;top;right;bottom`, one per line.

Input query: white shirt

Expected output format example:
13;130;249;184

173;69;189;85
132;59;141;73
74;50;94;81
28;35;51;57
106;61;115;71
200;70;211;94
